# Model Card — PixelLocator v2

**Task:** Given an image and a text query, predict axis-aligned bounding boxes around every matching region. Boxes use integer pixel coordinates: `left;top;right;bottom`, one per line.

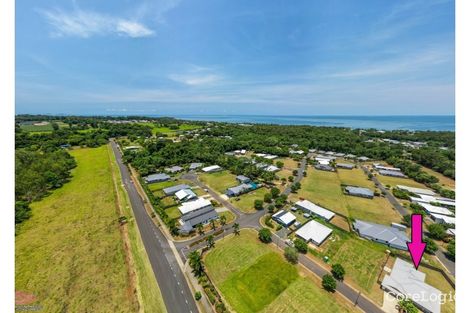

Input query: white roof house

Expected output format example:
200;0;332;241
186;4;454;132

374;164;402;172
272;210;296;227
419;203;454;217
175;189;197;202
430;213;456;225
410;195;455;207
296;220;333;246
295;200;335;221
202;165;222;173
265;165;280;172
396;185;436;196
316;158;331;165
178;198;212;215
382;258;442;313
264;155;278;160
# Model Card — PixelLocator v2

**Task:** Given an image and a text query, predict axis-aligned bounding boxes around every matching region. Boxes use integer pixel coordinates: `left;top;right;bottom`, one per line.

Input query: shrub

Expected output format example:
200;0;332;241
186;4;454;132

331;263;345;281
194;291;202;301
322;274;336;292
427;223;447;240
284;247;298;264
294;238;308;253
424;238;438;254
258;228;272;243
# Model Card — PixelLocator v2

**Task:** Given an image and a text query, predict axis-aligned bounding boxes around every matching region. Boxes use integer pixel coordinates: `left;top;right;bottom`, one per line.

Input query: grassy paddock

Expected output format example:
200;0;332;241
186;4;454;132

199;170;237;194
230;187;269;213
15;146;138;312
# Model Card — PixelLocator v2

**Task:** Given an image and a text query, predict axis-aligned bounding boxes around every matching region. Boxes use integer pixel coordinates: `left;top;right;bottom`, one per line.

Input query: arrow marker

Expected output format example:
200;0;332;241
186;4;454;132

407;214;427;269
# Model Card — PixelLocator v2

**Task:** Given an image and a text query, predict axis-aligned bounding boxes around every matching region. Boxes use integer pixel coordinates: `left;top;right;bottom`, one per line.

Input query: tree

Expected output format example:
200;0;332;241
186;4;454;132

322;274;336;292
254;199;264;210
51;122;59;131
206;235;215;249
331;263;346;281
196;223;204;235
424;238;438;254
294;238;308;254
288;175;294;182
293;169;298;176
210;219;216;231
219;215;227;227
271;187;280;198
15;201;31;225
188;251;204;277
267;204;275;213
447;239;455;260
398;298;418;313
276;161;284;168
427;223;446;240
194;291;202;301
233;222;240;235
258;228;272;243
264;193;272;203
284;247;298;264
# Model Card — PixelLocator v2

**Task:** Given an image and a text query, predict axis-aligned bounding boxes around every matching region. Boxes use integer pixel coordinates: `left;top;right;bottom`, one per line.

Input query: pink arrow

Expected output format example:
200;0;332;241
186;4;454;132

407;214;427;269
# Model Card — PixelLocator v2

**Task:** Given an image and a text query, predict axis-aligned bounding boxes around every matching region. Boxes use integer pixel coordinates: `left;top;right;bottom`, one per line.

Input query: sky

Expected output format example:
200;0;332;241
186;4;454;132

16;0;455;116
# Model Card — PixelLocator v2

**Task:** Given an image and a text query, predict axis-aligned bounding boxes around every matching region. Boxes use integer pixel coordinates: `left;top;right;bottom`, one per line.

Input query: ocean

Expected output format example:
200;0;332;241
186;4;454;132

172;115;455;131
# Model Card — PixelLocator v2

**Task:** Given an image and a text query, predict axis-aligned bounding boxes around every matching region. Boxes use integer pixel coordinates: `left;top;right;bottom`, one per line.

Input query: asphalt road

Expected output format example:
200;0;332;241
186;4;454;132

282;157;307;196
361;165;455;276
110;140;199;313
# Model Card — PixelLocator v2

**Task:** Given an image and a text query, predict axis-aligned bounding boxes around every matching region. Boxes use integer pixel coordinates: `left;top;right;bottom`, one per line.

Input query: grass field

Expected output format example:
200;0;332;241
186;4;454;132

199;170;237;194
205;230;359;313
16;147;139;312
108;146;167;313
230;187;269;213
139;123;202;136
277;158;299;170
218;210;236;224
376;173;427;189
420;166;455;190
293;167;401;225
165;205;181;220
148;180;175;192
20;121;69;132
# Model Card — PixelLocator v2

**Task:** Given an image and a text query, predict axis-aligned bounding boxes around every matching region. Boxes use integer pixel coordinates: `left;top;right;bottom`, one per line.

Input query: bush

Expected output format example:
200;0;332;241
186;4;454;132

254;199;264;210
264;193;272;203
424;238;438;254
294;238;308;254
258;228;272;243
284;247;298;264
322;274;336;292
194;291;202;301
447;239;455;260
427;223;447;240
331;263;345;281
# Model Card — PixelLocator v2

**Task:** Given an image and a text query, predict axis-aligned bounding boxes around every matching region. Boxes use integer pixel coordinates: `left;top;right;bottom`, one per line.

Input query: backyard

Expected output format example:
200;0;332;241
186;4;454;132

199;170;238;194
230;187;269;213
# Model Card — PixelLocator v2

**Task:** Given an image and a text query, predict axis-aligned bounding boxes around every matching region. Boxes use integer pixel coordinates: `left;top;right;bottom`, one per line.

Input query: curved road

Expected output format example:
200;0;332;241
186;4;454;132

110;140;199;313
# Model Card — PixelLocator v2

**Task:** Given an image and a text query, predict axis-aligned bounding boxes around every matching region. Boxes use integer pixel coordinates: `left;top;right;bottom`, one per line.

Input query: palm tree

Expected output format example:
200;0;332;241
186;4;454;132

188;251;204;277
210;219;216;231
233;223;240;235
220;215;227;227
206;235;215;249
196;223;204;235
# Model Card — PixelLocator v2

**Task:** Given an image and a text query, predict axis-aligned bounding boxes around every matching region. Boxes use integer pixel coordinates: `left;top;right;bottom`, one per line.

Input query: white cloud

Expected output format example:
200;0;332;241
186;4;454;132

39;8;154;38
169;73;221;86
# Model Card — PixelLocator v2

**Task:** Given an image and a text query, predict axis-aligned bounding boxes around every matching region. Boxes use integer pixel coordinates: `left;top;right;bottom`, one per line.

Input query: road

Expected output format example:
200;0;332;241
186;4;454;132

110;140;199;313
282;157;307;196
361;165;455;276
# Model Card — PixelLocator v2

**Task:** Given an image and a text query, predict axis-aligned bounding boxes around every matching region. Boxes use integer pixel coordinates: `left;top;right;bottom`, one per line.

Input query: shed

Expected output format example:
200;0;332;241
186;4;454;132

296;220;333;246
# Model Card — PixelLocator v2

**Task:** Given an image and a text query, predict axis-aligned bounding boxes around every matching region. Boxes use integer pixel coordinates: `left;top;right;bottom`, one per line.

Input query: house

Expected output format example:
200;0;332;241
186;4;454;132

163;184;191;196
263;154;278;160
295;200;335;221
345;154;357;159
289;149;304;155
381;258;442;313
178;198;218;234
255;153;267;157
165;166;183;174
446;228;455;236
189;162;203;170
175;189;197;202
236;175;251;184
265;165;280;172
314;164;335;172
202;165;222;173
345;186;374;199
379;170;407;178
144;173;171;184
396;185;436;196
353;220;409;250
430;213;456;225
226;183;253;197
296;220;333;246
357;156;370;162
418;203;454;217
123;145;141;151
373;164;402;172
410;195;455;208
336;163;354;169
272;210;296;227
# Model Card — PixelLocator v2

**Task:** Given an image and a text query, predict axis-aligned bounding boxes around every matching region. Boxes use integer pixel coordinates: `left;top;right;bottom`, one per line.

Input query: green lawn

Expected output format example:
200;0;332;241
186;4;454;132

15;146;139;312
138;123;202;136
421;266;455;313
218;210;236;224
20;121;69;132
148;180;176;192
230;187;269;213
199;170;237;194
205;230;359;313
165;205;181;220
376;173;427;189
294;167;402;225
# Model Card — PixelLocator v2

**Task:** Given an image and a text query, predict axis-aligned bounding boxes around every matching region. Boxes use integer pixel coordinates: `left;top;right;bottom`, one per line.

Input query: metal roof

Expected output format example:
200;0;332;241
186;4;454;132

163;184;191;195
353;220;408;250
345;186;374;197
295;200;335;220
296;220;332;245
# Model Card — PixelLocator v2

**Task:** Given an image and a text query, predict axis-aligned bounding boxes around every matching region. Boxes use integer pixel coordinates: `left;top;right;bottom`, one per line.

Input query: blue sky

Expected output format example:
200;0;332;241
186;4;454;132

16;0;455;115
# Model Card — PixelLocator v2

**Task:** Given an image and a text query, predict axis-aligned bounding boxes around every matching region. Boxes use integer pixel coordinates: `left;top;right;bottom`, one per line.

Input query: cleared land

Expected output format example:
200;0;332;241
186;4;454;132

230;187;269;213
139;123;202;136
420;166;455;190
199;170;237;194
205;229;360;313
294;167;401;225
20;121;69;132
375;173;427;189
16;147;139;312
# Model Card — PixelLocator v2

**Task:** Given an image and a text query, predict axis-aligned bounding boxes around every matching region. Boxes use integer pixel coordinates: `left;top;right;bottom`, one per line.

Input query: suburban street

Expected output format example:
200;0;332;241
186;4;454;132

282;157;307;195
110;140;199;313
361;165;456;276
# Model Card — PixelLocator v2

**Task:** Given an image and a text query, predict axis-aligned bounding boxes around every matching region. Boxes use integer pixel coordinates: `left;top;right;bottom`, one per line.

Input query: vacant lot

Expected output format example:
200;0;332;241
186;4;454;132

420;166;455;190
15;147;139;312
376;173;427;189
205;229;360;313
294;167;401;225
230;187;269;213
200;170;237;194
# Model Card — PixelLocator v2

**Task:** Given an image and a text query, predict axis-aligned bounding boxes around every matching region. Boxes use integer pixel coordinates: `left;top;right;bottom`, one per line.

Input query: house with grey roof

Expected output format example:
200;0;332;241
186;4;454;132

165;165;184;174
381;258;442;313
144;173;171;184
226;183;253;197
178;198;218;234
314;164;335;172
175;189;197;202
272;210;296;227
345;186;374;199
357;156;370;162
379;169;407;178
189;162;203;170
353;220;409;250
336;163;355;170
236;175;251;184
163;184;191;196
